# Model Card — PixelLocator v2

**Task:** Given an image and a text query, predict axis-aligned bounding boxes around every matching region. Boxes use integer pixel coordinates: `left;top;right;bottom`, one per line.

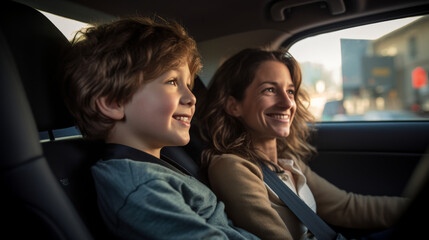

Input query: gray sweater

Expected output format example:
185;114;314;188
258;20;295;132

92;145;259;240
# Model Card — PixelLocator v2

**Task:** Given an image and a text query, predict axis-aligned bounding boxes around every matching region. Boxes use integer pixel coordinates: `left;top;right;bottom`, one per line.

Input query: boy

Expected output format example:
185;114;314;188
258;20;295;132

62;16;259;240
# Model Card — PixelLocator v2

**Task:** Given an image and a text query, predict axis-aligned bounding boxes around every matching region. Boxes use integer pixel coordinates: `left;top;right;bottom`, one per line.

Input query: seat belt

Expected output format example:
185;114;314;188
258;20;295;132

101;143;192;176
261;164;347;240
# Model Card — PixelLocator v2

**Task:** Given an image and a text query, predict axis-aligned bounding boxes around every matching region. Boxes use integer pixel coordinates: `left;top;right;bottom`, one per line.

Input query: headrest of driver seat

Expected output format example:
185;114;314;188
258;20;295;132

0;1;74;131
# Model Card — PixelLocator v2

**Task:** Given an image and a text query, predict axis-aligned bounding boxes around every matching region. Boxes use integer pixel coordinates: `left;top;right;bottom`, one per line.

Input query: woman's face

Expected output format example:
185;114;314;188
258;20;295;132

230;60;296;141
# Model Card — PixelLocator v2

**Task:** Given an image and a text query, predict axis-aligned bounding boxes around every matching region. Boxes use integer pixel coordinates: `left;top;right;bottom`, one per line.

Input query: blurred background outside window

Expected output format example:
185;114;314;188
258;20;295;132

289;15;429;121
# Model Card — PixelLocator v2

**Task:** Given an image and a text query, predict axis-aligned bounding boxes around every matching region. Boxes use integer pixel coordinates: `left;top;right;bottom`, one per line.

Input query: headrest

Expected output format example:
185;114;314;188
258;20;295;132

0;1;74;131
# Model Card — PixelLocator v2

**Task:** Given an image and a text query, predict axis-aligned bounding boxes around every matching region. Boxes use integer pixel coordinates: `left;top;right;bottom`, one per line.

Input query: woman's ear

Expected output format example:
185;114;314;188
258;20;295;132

96;97;125;120
225;96;242;117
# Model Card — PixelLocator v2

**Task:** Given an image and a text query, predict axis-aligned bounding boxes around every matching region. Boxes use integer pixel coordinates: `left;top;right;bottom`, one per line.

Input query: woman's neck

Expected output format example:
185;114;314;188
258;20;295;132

252;137;278;165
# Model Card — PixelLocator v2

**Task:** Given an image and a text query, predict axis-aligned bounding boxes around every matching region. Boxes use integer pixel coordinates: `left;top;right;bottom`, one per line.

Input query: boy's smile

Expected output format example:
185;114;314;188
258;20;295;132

173;114;192;127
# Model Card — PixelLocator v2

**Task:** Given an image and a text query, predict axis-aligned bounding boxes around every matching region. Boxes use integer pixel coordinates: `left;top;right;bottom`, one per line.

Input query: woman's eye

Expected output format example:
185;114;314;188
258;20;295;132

287;89;295;95
263;88;275;93
166;79;178;86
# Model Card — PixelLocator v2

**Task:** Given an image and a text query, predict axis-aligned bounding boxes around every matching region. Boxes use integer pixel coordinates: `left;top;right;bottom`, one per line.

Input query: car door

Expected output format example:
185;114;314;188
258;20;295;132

309;121;429;197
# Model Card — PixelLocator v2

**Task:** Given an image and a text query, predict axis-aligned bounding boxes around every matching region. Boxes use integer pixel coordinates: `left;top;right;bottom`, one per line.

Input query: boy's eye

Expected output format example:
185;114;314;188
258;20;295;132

166;79;178;86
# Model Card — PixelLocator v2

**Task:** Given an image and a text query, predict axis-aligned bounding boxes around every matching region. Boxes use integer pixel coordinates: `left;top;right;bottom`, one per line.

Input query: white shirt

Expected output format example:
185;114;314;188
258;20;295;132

265;158;317;240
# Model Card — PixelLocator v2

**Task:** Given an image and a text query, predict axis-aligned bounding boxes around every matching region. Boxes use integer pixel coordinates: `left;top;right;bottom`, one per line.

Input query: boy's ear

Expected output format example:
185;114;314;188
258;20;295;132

225;96;242;117
96;97;125;120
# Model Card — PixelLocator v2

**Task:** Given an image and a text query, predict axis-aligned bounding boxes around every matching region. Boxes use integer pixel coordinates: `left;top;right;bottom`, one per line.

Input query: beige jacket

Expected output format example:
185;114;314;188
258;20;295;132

208;154;408;240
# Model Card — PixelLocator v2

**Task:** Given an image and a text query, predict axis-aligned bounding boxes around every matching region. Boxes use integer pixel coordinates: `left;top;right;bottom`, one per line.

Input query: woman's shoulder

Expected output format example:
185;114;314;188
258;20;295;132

211;153;246;162
210;153;255;166
209;153;263;178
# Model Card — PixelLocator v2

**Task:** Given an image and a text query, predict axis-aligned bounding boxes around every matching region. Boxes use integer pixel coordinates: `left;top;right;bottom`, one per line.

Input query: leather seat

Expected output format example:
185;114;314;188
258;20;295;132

0;1;93;239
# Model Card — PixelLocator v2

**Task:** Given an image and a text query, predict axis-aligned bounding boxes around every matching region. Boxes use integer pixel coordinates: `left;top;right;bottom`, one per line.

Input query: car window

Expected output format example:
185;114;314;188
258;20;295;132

39;126;82;142
37;11;88;141
40;11;91;41
289;15;429;122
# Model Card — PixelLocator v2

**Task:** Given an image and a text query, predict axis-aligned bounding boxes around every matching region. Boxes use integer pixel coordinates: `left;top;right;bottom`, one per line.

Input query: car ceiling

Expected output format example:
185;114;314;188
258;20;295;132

13;0;429;42
12;0;429;82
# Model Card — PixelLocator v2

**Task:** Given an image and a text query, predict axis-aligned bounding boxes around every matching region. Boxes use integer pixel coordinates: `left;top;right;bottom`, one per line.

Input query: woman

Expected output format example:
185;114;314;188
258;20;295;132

197;48;408;240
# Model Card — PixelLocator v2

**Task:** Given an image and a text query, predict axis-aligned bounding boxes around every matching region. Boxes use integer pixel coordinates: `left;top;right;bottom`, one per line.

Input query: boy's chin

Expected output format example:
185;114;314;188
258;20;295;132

170;136;190;146
180;138;191;146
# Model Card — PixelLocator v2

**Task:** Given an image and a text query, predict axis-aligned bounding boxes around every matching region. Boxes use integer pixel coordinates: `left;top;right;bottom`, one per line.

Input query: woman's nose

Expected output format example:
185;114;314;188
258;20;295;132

277;90;294;109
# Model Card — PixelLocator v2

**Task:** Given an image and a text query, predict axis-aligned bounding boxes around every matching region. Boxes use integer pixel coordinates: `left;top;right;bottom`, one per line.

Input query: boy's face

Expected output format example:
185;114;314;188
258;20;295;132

118;63;196;153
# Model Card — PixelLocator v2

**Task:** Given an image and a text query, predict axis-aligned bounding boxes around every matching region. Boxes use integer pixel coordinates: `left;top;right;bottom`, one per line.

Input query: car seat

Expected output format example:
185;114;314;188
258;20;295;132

0;1;94;239
0;1;209;239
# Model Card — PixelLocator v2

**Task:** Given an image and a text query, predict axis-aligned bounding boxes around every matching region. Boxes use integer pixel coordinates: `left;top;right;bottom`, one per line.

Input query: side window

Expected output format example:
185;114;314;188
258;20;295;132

289;15;429;121
39;127;82;142
38;11;89;141
40;11;91;41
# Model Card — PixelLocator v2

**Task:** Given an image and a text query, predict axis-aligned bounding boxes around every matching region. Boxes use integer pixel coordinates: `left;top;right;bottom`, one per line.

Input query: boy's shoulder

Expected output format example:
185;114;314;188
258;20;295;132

94;143;187;181
92;158;217;210
92;158;209;191
92;158;182;183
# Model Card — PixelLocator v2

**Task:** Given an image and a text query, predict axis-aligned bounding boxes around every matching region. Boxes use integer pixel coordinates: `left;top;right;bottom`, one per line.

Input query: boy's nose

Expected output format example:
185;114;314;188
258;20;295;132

181;88;196;106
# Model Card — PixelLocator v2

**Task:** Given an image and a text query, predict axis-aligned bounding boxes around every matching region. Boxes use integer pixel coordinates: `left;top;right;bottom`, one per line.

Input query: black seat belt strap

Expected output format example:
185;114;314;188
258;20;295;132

261;164;345;240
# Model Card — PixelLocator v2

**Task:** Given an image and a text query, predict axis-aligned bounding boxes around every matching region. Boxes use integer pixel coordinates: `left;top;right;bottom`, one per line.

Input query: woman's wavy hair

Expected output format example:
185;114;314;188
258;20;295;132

198;48;316;167
62;16;201;140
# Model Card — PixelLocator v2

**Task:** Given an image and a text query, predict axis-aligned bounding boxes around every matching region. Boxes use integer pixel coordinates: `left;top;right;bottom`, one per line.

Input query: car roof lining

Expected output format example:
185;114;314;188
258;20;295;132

282;2;429;48
12;0;429;42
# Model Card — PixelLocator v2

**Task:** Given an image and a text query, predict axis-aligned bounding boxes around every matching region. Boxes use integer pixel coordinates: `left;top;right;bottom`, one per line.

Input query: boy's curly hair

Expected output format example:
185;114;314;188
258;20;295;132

62;16;202;140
